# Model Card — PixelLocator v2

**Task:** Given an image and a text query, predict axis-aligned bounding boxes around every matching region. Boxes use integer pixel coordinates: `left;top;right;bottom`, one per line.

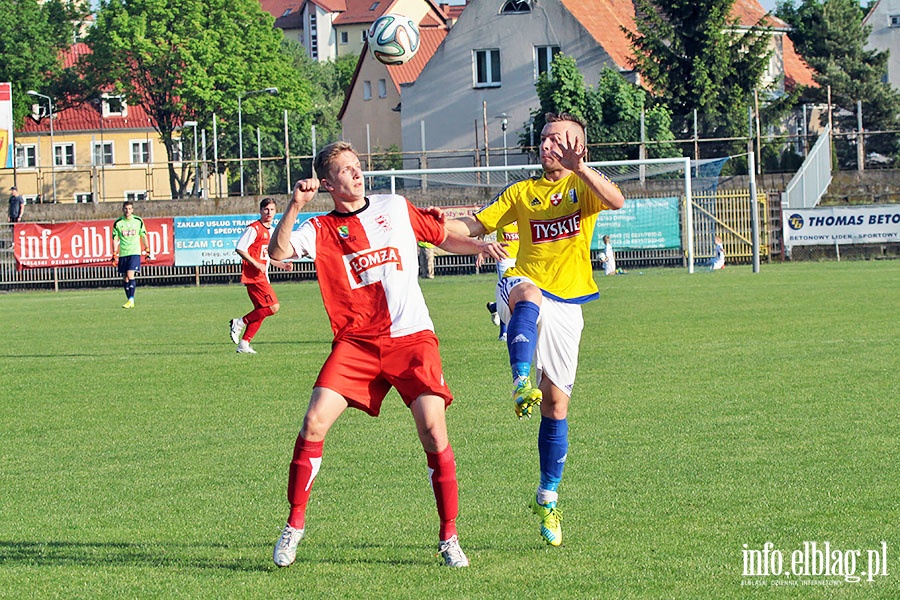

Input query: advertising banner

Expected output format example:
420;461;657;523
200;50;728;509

13;218;175;269
0;82;13;169
593;196;682;250
173;213;322;267
783;206;900;248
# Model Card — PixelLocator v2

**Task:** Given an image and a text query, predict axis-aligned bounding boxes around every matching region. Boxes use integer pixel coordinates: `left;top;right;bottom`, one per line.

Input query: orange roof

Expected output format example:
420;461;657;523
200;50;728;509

782;33;816;88
385;26;447;90
259;0;306;28
560;0;636;69
333;0;392;25
730;0;790;28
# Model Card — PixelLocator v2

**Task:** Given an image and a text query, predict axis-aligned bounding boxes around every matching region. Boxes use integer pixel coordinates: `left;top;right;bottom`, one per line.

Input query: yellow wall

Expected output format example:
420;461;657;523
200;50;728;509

2;127;216;204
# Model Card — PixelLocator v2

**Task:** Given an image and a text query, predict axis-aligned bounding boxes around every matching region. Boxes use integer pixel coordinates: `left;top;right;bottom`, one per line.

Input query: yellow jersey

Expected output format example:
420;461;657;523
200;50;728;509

496;221;519;262
475;170;616;303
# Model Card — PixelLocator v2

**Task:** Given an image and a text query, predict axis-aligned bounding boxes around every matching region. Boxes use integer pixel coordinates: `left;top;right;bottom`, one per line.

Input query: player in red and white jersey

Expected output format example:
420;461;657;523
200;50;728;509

228;198;294;354
267;141;506;569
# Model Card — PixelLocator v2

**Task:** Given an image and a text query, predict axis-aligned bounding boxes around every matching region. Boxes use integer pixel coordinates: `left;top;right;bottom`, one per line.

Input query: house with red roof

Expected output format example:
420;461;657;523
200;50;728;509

399;0;816;165
6;44;197;204
260;0;456;62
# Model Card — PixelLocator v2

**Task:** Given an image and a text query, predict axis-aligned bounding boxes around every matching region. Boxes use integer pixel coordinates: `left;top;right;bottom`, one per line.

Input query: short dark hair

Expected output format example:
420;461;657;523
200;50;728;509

260;197;276;210
546;112;587;129
122;200;134;208
314;141;357;180
10;186;17;191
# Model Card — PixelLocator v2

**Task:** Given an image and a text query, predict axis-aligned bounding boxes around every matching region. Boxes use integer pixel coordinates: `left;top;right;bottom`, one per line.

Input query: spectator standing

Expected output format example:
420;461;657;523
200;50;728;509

7;186;24;223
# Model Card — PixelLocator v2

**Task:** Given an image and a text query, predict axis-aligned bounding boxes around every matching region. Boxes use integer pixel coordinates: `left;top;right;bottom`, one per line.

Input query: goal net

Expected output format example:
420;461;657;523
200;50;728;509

365;155;743;272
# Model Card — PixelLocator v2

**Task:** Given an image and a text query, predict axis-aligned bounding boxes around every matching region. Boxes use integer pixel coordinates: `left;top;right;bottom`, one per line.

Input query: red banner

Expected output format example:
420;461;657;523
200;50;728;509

13;218;175;269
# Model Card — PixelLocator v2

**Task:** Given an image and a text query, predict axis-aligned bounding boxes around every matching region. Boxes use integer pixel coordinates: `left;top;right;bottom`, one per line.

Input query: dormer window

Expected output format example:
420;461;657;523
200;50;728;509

501;1;530;13
282;9;292;17
102;95;127;117
369;2;379;10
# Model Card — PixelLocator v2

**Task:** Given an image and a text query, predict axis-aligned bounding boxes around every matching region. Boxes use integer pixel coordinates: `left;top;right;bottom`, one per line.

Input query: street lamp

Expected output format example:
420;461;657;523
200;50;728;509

495;113;510;183
183;120;199;196
238;87;278;196
27;90;56;203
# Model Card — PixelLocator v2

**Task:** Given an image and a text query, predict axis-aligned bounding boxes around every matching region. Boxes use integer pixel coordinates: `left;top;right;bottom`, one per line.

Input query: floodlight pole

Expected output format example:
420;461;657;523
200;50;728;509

27;91;56;203
238;87;278;197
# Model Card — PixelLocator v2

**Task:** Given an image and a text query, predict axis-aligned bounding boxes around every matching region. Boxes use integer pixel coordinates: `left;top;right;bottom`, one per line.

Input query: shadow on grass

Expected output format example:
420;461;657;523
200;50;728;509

0;540;269;572
0;539;442;570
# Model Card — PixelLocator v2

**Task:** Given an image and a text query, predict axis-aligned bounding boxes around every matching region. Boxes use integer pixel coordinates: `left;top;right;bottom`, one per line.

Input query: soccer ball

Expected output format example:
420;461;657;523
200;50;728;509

367;14;420;66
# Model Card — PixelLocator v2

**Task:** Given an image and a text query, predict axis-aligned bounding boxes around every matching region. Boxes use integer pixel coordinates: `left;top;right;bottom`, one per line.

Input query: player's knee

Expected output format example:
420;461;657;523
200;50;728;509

509;282;541;308
299;415;329;441
270;302;280;314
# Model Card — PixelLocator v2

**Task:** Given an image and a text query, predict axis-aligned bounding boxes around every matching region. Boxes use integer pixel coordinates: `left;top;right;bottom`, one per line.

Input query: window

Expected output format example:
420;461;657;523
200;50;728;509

125;191;147;203
535;45;561;79
310;14;318;60
378;79;387;98
891;15;900;27
474;49;501;87
281;8;292;17
102;95;127;117
363;80;372;100
75;193;93;203
170;139;183;163
54;143;75;167
92;141;113;165
340;31;349;44
501;0;530;13
131;140;151;164
15;145;37;168
369;2;380;10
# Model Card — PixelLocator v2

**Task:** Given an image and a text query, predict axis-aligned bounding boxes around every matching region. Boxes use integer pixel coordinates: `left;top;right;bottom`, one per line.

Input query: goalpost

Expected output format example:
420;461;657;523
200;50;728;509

363;156;712;272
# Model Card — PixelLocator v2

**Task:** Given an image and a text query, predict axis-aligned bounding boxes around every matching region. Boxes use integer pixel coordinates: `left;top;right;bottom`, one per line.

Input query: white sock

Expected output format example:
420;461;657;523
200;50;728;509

536;488;558;506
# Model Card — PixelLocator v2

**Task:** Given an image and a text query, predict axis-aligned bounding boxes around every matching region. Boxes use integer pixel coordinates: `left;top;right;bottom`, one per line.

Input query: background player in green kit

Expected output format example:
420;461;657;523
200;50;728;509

111;200;151;309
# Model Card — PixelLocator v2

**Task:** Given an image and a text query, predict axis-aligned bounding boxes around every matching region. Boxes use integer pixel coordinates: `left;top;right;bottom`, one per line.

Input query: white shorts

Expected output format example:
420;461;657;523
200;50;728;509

496;276;584;397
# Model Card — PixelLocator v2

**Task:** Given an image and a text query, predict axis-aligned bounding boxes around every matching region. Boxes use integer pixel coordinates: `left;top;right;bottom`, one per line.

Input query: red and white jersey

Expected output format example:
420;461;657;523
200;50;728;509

288;194;446;339
236;220;272;284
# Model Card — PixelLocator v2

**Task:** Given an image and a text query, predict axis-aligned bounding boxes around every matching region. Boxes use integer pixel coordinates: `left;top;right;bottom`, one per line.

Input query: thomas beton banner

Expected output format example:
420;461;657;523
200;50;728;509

784;206;900;249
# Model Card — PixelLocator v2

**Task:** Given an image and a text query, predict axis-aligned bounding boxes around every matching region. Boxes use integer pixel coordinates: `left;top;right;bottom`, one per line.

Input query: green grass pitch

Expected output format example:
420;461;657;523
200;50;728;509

1;261;898;599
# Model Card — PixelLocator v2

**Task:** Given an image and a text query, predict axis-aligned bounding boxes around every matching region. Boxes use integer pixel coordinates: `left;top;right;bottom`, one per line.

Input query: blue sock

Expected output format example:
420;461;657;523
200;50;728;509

125;279;136;299
507;301;539;379
538;417;568;497
499;319;507;338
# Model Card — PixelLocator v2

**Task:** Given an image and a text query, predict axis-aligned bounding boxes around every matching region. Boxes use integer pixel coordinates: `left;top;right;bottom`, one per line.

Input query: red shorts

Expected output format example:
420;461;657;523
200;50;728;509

246;280;277;309
315;330;453;416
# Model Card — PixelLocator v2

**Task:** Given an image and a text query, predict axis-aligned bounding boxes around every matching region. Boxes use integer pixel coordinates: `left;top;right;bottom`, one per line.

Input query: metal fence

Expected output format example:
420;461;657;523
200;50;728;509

782;125;833;209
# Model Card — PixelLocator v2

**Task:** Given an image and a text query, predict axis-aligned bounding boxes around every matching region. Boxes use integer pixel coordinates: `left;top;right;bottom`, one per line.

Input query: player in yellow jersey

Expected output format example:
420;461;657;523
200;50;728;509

445;112;624;546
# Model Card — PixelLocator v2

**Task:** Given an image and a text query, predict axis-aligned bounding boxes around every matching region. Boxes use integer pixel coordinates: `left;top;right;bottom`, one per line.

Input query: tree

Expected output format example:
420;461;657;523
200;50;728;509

625;0;773;160
0;0;86;128
523;55;677;162
81;0;314;199
777;0;900;167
